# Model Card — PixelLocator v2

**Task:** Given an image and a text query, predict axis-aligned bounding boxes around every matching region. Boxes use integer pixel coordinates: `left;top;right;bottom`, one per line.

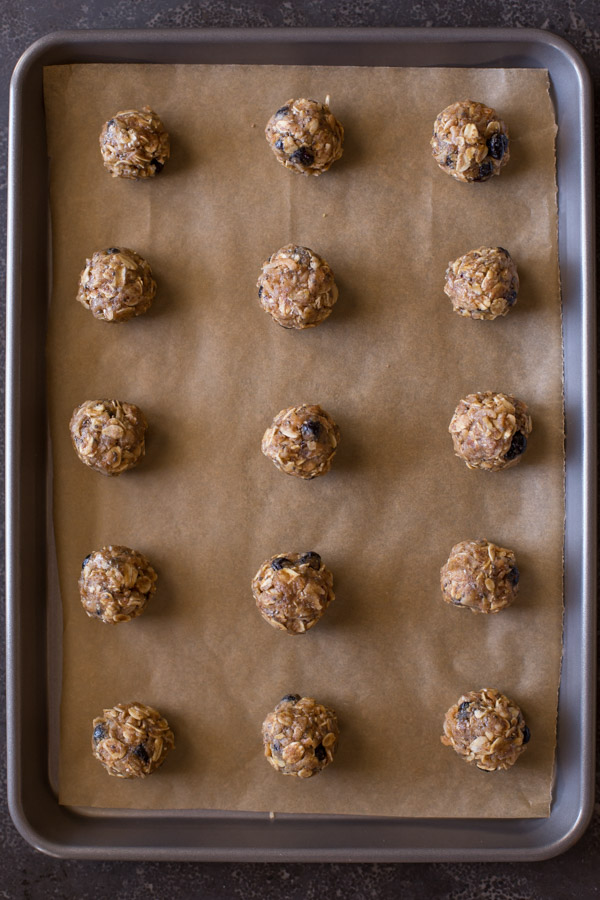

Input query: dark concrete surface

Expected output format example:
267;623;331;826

1;1;599;898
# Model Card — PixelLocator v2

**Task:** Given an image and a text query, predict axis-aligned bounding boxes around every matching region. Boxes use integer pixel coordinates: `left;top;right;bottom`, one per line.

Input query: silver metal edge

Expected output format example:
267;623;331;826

5;25;596;862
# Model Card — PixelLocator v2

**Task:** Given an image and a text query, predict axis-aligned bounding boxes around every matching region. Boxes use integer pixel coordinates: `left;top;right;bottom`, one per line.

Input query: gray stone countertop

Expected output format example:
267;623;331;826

1;1;599;897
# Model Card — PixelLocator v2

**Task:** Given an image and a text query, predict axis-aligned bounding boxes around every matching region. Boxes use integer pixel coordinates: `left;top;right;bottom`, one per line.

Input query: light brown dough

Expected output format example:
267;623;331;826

440;539;519;614
431;100;509;183
449;392;532;471
99;106;170;179
261;404;340;479
80;546;158;624
441;688;530;771
265;98;344;176
257;244;338;329
444;246;519;320
252;551;334;634
262;695;339;777
92;702;174;778
69;399;147;476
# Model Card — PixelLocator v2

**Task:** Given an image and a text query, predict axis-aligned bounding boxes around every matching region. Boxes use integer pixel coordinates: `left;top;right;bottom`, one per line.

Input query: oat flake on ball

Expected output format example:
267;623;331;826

440;539;519;614
92;702;174;778
99;106;170;179
77;247;156;322
70;399;147;476
444;246;519;320
441;688;530;771
449;392;532;471
262;694;339;777
252;551;334;634
257;244;338;329
80;545;158;624
265;97;344;176
261;403;340;479
431;100;509;183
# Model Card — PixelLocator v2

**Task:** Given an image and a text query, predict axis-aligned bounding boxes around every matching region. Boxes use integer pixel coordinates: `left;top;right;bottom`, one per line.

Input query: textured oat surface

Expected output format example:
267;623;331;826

262;695;339;777
444;246;519;320
252;551;334;633
79;545;158;624
431;99;509;183
440;539;519;614
265;97;344;175
441;688;529;771
92;702;175;777
69;398;147;475
449;391;532;471
77;247;156;322
99;106;170;179
261;403;340;478
257;244;338;329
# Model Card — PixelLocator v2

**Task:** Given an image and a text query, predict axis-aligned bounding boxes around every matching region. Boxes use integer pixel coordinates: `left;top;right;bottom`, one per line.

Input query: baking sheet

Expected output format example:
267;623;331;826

43;63;562;818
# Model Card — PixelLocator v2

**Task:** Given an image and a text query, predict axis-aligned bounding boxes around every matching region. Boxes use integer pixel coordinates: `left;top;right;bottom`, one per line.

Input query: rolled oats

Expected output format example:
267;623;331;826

69;399;147;476
440;539;519;614
79;545;158;624
252;551;334;634
431;100;509;183
444;246;519;320
99;106;170;179
77;247;156;322
261;404;340;479
265;98;344;176
441;688;530;771
257;244;338;329
449;392;532;471
262;695;339;777
92;701;175;778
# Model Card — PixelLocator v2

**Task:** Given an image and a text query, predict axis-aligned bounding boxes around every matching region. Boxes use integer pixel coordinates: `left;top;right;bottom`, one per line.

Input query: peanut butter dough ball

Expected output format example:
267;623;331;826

257;244;338;329
99;106;170;179
431;100;509;183
261;404;340;479
440;539;519;614
92;702;175;778
77;247;156;322
444;247;519;320
265;97;344;176
252;551;334;634
449;392;532;471
80;545;158;624
70;399;147;476
262;694;339;777
441;688;530;771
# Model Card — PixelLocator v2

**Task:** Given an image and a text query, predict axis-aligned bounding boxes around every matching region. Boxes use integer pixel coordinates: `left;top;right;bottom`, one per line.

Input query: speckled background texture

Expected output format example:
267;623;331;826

1;1;598;898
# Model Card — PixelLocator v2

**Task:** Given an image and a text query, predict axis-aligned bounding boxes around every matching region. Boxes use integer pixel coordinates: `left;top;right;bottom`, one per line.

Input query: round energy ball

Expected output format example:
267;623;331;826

252;551;334;634
92;701;175;778
77;247;156;322
70;399;147;476
265;97;344;176
449;392;532;471
99;106;170;179
261;404;340;479
262;694;339;777
440;539;519;614
80;545;158;624
441;688;530;771
257;244;338;329
431;100;510;183
444;246;519;320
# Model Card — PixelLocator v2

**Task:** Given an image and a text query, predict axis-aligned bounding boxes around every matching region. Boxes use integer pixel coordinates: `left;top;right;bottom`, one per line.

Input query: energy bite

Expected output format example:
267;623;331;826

92;701;174;778
431;100;510;183
262;694;339;777
441;688;530;771
449;392;532;471
77;247;156;322
444;247;519;320
265;97;344;176
440;539;519;614
257;244;338;329
261;404;340;479
252;551;334;634
99;106;170;179
70;399;147;476
80;545;158;624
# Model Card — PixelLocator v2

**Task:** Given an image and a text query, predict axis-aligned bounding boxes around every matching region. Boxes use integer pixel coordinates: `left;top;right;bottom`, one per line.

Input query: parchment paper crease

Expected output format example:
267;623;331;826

43;64;562;817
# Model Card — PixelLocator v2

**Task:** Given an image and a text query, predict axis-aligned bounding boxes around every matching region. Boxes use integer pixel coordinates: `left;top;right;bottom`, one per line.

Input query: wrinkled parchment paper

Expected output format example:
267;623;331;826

43;64;561;817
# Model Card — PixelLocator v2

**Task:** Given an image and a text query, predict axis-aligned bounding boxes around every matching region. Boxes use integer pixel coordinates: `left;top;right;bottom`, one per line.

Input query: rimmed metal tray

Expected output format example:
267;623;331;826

6;27;595;861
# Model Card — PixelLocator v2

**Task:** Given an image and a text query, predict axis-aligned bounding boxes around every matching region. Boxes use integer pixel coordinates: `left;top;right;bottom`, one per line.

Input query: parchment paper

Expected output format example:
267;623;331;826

44;64;562;817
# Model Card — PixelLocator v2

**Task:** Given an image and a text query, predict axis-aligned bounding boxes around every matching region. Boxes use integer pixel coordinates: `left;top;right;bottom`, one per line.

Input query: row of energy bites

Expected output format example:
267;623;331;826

86;96;529;781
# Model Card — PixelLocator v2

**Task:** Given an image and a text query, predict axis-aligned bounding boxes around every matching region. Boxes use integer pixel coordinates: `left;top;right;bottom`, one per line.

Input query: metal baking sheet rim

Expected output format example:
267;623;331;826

6;27;596;862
